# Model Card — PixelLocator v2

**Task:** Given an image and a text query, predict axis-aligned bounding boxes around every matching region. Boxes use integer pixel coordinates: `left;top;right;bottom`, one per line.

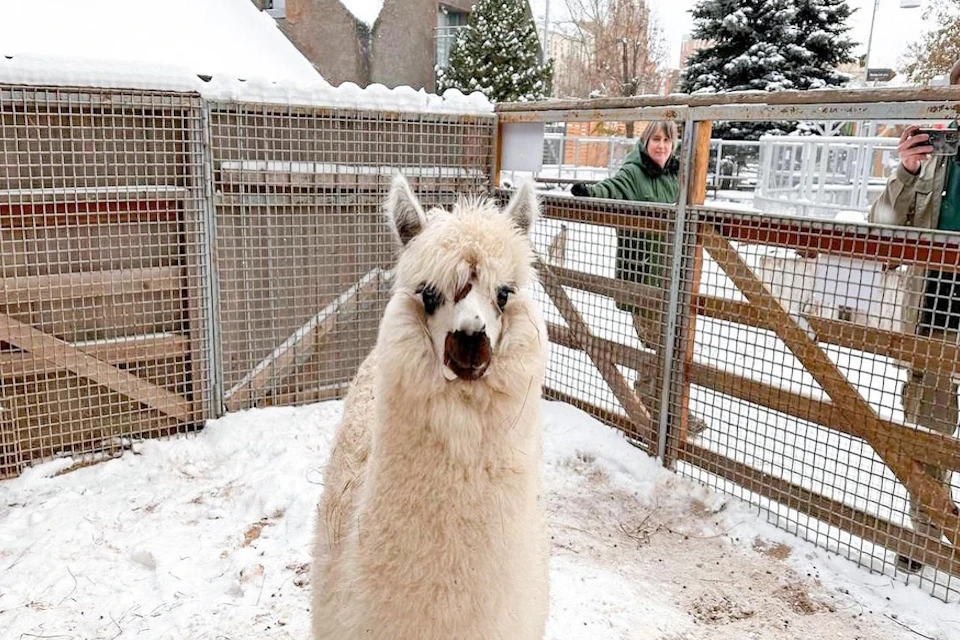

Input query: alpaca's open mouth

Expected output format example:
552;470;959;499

443;331;491;381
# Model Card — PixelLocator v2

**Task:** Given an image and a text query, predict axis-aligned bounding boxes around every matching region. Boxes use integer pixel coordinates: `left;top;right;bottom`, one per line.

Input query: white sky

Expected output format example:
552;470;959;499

531;0;930;76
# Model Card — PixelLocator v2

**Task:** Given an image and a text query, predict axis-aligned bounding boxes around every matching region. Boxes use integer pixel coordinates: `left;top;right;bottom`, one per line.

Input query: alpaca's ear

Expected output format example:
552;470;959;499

502;179;539;235
386;173;427;247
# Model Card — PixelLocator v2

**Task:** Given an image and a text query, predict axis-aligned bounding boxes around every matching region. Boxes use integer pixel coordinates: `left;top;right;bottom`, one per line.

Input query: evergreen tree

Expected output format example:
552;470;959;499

679;0;855;140
437;0;553;102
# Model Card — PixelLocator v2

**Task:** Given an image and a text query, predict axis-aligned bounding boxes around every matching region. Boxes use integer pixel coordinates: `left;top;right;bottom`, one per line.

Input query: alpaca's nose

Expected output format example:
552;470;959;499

458;314;486;336
454;295;486;336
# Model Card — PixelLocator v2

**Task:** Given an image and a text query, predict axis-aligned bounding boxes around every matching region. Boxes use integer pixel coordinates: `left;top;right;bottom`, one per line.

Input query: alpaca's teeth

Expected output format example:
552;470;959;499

442;365;459;381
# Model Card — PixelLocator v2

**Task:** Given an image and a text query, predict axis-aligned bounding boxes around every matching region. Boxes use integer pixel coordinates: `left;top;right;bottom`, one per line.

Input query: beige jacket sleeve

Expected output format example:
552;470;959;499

869;163;922;227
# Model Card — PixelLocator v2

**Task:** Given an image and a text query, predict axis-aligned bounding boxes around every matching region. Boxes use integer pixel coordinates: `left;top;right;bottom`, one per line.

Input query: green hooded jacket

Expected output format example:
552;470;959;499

585;144;680;312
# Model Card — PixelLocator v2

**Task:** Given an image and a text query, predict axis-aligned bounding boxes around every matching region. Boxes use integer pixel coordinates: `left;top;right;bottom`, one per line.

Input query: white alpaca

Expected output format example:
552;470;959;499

311;175;550;640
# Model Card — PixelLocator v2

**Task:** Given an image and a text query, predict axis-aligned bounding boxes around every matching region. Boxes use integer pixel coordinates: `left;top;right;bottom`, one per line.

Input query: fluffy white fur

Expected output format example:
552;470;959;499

311;175;550;640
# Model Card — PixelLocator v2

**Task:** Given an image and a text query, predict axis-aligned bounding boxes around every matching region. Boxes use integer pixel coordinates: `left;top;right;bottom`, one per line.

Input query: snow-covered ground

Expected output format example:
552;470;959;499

1;400;957;640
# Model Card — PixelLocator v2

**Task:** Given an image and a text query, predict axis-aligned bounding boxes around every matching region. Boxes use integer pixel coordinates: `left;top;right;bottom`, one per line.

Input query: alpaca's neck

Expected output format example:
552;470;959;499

373;378;538;468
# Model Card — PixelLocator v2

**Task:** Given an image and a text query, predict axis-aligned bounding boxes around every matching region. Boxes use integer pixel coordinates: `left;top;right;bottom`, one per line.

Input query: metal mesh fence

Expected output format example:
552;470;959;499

0;85;495;478
497;105;960;601
524;190;960;601
524;193;678;454
0;85;212;478
209;103;495;411
670;209;960;600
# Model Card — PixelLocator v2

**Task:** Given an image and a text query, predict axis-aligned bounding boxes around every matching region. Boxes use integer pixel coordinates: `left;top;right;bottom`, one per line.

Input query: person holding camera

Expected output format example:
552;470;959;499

868;59;960;574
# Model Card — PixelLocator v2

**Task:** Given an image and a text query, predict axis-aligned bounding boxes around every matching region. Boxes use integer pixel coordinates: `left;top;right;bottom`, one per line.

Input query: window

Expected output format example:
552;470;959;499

436;7;469;69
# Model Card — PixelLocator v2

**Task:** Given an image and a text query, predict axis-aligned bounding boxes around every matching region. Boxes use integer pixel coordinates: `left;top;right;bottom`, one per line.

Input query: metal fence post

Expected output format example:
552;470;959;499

199;101;224;419
655;115;700;465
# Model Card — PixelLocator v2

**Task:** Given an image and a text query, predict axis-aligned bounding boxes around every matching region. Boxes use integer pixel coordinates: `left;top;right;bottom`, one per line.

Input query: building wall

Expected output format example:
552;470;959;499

280;0;476;91
370;0;436;90
283;0;366;87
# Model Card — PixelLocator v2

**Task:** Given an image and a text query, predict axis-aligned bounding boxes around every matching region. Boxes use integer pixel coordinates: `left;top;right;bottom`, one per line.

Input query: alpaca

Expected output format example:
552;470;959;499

548;223;568;268
311;174;550;640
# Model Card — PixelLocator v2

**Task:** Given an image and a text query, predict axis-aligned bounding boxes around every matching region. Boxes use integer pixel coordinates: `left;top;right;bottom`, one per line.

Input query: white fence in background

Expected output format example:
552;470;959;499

754;135;900;219
528;131;900;219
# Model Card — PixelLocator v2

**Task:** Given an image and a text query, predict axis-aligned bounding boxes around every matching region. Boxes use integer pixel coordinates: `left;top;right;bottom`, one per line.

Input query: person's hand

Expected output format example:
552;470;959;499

570;183;589;197
898;125;933;175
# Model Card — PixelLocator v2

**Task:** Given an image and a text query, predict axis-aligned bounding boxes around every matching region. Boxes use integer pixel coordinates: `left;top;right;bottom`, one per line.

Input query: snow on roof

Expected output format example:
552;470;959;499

0;0;322;86
338;0;385;28
0;0;493;115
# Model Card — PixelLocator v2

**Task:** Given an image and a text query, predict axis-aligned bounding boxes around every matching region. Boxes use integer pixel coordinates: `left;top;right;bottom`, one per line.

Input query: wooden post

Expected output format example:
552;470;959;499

688;121;713;206
677;121;711;447
492;121;504;189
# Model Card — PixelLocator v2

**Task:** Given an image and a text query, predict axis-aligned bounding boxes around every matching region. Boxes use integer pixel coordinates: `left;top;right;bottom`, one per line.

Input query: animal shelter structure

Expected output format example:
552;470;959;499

2;81;960;603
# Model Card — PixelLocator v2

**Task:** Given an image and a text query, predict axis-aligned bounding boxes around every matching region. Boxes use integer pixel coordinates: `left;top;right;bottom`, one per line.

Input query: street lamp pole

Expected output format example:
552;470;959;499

542;0;551;60
864;0;880;85
864;0;921;86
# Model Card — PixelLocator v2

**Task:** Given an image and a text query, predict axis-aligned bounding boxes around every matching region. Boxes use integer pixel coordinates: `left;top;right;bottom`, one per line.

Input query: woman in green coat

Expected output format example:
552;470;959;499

570;121;706;436
570;120;680;351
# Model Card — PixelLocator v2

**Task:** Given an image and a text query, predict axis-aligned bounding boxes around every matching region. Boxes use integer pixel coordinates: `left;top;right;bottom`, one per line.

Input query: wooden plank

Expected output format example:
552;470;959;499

701;212;960;273
696;295;960;376
224;268;384;411
550;265;661;310
688;362;960;472
540;198;671;234
496;85;960;112
547;322;657;372
537;259;657;446
0;200;180;229
0;313;192;423
679;242;704;446
701;224;960;546
0;334;189;379
0;266;180;305
678;441;960;579
0;185;188;206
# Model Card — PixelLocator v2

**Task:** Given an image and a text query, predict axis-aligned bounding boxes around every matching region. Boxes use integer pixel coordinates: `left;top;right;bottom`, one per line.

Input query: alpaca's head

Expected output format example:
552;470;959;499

381;174;543;386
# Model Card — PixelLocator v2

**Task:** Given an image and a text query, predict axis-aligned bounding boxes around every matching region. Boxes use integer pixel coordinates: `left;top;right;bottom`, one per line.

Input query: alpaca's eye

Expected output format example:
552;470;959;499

496;285;515;311
416;283;444;315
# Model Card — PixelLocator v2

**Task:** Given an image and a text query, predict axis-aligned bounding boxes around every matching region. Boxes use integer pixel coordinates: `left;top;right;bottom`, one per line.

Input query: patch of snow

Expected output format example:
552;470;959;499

1;400;957;638
0;0;321;85
338;0;385;28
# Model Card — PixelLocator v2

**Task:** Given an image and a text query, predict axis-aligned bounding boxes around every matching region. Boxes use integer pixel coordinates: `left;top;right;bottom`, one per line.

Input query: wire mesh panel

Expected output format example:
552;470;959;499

209;103;495;411
511;191;680;454
0;85;211;479
663;208;960;600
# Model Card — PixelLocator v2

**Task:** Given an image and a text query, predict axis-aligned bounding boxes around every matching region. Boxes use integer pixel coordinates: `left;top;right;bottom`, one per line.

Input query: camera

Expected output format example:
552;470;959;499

916;128;960;156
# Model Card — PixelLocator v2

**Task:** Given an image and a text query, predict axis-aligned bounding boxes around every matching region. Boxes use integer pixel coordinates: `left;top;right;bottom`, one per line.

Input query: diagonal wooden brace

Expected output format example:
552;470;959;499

536;257;657;446
0;313;192;423
224;268;385;411
701;225;960;546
